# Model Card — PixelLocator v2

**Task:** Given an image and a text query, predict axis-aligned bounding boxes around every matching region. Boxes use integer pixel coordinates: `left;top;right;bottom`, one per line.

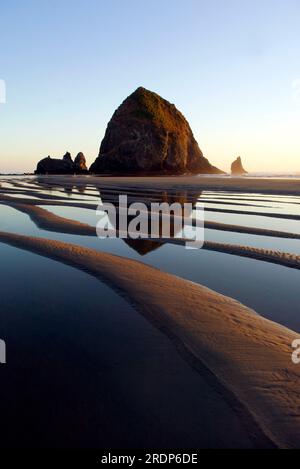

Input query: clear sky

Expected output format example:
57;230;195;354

0;0;299;173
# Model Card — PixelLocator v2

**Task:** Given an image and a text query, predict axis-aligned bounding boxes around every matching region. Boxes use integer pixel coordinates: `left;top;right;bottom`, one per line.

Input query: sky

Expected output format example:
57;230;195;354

0;0;299;173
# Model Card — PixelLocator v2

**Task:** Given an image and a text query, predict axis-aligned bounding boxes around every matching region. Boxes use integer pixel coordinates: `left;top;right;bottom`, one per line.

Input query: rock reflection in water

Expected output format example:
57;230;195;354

100;189;201;255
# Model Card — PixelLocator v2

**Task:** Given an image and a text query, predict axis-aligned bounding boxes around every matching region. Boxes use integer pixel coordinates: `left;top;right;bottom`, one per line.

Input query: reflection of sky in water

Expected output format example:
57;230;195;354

203;210;300;234
201;202;300;217
39;206;300;250
40;205;100;226
203;193;300;203
1;204;300;333
1;242;243;448
39;188;300;233
36;189;100;202
2;193;41;200
205;228;300;254
204;190;300;199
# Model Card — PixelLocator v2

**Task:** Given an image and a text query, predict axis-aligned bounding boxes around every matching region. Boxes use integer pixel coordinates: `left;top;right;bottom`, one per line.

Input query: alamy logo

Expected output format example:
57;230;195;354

0;340;6;364
96;195;204;249
291;339;300;364
0;79;6;104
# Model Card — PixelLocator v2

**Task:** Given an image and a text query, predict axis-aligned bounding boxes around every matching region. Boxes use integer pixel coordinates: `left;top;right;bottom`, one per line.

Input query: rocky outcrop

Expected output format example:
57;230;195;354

90;87;223;175
35;155;73;175
231;157;247;176
35;152;87;175
63;152;73;165
74;152;88;172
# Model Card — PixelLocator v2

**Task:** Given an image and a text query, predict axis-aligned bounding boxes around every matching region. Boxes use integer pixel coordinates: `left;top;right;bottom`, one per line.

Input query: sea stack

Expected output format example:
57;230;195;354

90;87;223;175
35;152;87;174
231;157;247;176
74;152;88;172
35;153;74;175
62;152;73;164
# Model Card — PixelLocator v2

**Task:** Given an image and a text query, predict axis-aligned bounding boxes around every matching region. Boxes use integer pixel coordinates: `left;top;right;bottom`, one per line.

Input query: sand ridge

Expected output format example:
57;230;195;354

5;198;300;240
0;231;299;448
3;201;300;272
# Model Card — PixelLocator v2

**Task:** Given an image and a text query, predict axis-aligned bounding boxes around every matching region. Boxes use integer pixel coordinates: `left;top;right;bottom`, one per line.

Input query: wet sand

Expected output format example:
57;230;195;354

1;175;300;449
3;202;300;271
31;175;300;196
0;242;261;449
0;231;299;448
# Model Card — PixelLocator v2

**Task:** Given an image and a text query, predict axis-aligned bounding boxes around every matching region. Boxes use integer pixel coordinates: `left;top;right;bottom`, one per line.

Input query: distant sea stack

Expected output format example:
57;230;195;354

231;157;247;176
90;87;223;175
35;152;88;175
74;152;88;172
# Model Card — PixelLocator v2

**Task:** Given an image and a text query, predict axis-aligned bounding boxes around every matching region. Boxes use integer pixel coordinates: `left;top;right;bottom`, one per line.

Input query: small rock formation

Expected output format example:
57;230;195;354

63;152;73;165
35;154;73;175
90;87;223;175
74;152;88;172
35;152;87;174
231;157;247;176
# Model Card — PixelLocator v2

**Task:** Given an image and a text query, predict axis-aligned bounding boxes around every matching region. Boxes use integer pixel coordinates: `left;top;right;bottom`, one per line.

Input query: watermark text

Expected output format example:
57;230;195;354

0;339;6;364
96;195;204;249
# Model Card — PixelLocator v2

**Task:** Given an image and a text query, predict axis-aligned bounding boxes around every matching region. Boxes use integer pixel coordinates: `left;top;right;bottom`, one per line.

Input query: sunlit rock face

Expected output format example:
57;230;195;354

74;152;88;172
231;157;247;176
90;87;223;175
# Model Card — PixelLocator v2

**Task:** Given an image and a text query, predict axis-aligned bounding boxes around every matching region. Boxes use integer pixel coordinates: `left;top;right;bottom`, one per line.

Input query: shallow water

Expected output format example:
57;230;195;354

205;210;300;233
0;243;255;448
41;204;300;253
1;177;300;448
1;203;300;333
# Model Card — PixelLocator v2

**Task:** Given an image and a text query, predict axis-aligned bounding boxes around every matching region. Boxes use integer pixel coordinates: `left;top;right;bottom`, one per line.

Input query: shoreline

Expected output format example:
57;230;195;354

2;190;300;223
0;231;299;448
28;175;300;196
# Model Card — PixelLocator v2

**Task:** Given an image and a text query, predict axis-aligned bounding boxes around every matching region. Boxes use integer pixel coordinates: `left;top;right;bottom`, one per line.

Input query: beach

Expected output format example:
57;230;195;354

0;174;300;448
26;174;300;195
2;0;299;454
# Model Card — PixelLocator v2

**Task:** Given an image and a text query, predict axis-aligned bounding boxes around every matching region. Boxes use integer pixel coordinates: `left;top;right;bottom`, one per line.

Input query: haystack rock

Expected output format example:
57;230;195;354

74;152;88;172
231;157;247;176
90;87;223;175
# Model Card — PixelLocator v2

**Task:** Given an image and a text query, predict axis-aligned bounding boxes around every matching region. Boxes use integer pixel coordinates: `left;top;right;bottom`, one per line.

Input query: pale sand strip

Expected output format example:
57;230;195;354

0;231;299;448
8;203;96;236
203;206;300;221
204;220;300;240
202;242;300;270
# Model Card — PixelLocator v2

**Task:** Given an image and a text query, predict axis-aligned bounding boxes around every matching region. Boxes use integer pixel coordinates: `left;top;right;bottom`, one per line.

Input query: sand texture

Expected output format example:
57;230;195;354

0;231;299;448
